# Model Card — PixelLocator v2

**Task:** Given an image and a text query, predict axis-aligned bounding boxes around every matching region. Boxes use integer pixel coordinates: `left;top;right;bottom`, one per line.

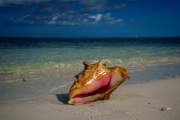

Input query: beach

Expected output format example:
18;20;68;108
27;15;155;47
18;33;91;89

0;37;180;119
0;77;180;120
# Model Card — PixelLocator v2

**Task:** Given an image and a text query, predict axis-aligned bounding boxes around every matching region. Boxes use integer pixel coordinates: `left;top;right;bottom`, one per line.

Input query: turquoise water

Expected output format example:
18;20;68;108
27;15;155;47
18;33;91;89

0;38;180;74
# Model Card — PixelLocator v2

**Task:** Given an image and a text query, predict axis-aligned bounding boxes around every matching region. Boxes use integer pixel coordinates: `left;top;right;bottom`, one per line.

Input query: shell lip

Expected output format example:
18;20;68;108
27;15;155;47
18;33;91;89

72;82;110;98
68;73;111;105
68;84;111;105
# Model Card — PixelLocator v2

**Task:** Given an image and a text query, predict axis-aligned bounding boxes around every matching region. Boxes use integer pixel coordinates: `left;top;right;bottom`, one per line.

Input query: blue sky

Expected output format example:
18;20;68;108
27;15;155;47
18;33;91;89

0;0;180;37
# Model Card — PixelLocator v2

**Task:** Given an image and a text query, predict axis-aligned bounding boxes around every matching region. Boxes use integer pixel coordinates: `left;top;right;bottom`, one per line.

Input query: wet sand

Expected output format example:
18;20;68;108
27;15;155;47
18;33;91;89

0;77;180;120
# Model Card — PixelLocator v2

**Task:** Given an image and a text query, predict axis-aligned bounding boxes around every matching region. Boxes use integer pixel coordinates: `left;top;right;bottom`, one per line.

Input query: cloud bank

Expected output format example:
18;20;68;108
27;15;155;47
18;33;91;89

0;0;128;25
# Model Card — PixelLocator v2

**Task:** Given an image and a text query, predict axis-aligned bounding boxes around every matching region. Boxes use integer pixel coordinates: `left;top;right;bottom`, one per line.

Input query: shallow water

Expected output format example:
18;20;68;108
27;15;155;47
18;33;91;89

0;37;180;73
0;37;180;102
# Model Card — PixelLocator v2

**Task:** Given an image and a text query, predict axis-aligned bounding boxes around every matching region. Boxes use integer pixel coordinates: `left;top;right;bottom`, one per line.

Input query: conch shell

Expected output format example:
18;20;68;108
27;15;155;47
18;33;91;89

68;60;130;105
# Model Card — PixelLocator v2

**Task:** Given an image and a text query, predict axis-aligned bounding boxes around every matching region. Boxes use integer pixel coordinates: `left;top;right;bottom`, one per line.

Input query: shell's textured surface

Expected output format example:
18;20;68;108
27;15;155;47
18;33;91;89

68;60;130;105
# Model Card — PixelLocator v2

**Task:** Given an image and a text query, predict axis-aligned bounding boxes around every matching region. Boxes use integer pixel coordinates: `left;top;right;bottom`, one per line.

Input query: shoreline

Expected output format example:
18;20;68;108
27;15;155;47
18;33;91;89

1;77;180;120
0;63;180;102
1;63;180;83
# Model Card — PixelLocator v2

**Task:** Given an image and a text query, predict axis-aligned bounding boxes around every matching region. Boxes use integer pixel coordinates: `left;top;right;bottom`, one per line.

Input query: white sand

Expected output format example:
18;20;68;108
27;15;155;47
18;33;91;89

0;77;180;120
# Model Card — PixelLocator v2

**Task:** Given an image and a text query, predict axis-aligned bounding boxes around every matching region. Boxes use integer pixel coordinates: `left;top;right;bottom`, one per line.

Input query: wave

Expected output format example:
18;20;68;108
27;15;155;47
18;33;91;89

0;56;179;74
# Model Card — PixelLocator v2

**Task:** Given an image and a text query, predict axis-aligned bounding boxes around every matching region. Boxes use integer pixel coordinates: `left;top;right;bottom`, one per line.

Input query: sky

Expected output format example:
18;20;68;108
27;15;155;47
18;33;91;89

0;0;180;37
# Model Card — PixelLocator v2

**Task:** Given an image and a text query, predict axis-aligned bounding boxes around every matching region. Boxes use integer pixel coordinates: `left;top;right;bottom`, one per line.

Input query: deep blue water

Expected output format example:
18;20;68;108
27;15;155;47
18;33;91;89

0;37;180;49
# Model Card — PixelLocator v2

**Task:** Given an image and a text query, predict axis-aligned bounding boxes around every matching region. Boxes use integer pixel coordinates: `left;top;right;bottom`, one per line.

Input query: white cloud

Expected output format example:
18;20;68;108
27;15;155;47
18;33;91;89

0;0;44;6
108;18;124;24
15;11;124;25
51;16;59;21
1;0;126;26
0;0;77;6
101;13;123;24
95;14;102;21
89;14;102;22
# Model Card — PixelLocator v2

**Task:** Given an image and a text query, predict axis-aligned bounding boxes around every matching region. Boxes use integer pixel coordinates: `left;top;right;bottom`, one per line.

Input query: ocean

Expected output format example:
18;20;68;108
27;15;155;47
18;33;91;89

0;37;180;102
